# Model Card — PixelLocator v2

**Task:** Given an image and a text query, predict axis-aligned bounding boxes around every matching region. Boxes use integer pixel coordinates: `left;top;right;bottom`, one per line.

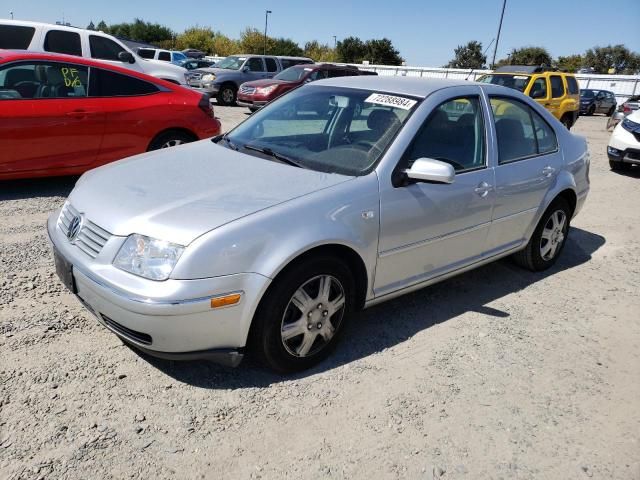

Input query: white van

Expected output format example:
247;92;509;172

0;20;187;85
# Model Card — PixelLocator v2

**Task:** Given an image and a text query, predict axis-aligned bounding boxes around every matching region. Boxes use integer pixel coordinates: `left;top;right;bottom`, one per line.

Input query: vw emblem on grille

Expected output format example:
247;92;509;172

67;215;82;242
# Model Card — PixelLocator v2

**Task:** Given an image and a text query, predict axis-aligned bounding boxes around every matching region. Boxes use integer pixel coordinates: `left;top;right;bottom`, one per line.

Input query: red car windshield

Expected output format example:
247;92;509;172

274;66;311;82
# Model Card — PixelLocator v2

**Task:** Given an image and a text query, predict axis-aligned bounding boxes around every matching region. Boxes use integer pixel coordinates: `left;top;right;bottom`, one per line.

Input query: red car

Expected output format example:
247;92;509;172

0;50;221;180
236;63;376;112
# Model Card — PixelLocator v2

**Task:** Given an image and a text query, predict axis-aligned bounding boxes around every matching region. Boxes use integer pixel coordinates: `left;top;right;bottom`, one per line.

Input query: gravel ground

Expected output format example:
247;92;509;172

1;112;639;480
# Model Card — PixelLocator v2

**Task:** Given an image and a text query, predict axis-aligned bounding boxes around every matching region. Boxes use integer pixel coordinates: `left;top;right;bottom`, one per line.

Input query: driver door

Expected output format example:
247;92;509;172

374;90;495;297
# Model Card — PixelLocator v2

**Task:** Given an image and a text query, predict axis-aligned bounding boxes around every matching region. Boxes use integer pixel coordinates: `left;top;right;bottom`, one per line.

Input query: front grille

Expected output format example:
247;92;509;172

101;314;153;345
188;72;202;81
58;203;111;259
627;149;640;160
239;86;256;95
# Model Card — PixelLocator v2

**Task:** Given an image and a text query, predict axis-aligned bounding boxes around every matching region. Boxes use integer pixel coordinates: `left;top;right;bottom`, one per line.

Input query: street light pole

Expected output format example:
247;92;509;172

10;11;14;19
264;10;272;55
333;36;337;49
491;0;507;69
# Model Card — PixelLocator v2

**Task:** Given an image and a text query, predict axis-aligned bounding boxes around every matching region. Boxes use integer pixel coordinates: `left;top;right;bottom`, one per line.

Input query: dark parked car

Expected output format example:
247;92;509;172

237;63;378;111
580;89;617;116
182;49;206;59
181;59;215;71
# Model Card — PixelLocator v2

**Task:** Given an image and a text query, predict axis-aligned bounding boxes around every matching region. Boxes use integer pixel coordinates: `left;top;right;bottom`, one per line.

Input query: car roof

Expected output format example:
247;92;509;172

310;76;476;98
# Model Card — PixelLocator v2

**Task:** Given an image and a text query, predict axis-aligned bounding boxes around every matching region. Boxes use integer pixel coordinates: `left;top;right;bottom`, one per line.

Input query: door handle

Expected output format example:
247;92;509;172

65;110;97;118
474;181;492;198
541;166;556;178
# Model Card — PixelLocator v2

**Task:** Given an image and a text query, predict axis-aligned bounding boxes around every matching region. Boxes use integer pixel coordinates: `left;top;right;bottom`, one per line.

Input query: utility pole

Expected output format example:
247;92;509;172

264;10;272;55
9;11;13;20
491;0;507;69
333;36;337;49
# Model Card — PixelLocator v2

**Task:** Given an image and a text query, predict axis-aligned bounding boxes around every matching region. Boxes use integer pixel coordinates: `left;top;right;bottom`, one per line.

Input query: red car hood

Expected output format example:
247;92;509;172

241;78;299;88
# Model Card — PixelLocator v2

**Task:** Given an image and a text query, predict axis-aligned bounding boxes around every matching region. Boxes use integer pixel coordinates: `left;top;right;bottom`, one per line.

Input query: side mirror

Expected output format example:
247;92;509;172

405;158;455;184
242;66;250;73
118;51;135;64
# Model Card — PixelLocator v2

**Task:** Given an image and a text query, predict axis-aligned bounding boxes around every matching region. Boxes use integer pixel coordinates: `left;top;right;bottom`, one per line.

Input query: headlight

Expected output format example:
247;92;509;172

113;234;184;281
256;85;278;95
621;117;639;132
201;73;216;82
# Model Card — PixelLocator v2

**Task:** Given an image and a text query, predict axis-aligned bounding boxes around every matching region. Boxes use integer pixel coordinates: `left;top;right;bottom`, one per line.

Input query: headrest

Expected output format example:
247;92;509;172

46;67;65;85
367;109;400;132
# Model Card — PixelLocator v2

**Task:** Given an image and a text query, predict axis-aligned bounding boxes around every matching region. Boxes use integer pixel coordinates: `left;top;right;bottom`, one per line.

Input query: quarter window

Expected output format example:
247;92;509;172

566;76;579;95
0;62;88;100
550;75;565;98
89;68;158;97
0;25;35;49
246;58;264;72
90;35;127;61
490;97;557;164
265;57;278;72
403;96;485;172
44;30;82;57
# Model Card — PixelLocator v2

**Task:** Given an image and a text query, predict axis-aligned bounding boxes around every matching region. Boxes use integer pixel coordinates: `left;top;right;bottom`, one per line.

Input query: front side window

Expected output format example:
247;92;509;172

44;30;82;56
265;57;278;72
225;86;418;176
529;78;547;99
308;70;329;81
0;61;88;99
403;97;485;172
490;97;557;164
246;58;265;72
478;74;531;93
90;35;127;61
550;75;565;98
89;68;158;97
158;51;171;62
0;25;35;49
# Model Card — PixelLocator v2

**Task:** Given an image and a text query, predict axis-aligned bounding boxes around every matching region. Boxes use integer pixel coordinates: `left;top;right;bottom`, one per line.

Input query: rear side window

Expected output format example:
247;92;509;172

566;76;579;95
44;30;82;57
550;75;565;98
89;68;159;97
0;25;35;49
137;48;155;59
90;35;127;61
265;57;278;72
158;51;171;61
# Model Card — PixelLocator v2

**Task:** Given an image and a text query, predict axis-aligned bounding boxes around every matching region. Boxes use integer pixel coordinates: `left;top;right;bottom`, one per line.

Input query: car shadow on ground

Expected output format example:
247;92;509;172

0;176;78;201
138;227;605;389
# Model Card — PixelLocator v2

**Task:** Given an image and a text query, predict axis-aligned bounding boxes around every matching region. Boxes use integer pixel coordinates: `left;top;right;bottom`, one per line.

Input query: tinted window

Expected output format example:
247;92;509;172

0;25;35;49
246;58;264;72
550;75;565;98
328;69;347;78
280;58;312;69
490;97;556;164
158;51;171;61
44;30;82;56
137;48;155;59
0;61;88;99
89;69;158;97
566;76;579;95
308;70;328;81
90;35;126;61
404;97;485;172
529;78;547;99
265;57;278;72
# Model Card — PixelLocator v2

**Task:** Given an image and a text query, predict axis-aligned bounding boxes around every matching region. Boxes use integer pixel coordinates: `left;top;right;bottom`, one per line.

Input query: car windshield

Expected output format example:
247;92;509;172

215;56;246;70
173;52;187;62
275;67;309;82
223;86;418;176
478;74;531;92
580;90;596;98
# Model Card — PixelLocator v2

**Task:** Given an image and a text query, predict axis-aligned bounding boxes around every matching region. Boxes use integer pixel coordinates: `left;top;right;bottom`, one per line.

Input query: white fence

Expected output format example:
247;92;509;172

203;56;640;103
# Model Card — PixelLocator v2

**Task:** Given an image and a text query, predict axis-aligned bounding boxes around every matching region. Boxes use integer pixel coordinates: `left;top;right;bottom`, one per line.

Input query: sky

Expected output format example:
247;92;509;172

4;0;640;66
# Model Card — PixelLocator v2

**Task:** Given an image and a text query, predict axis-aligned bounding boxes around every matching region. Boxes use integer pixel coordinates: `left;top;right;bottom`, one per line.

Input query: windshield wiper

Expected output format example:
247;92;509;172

243;144;307;169
212;133;239;151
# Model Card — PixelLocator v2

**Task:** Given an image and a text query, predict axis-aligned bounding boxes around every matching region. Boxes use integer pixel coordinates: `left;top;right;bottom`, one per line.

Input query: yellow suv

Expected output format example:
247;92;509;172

478;66;580;129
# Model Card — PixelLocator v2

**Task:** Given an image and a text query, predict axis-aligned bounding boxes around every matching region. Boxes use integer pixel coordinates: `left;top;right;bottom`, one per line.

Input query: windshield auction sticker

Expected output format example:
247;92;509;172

365;93;417;110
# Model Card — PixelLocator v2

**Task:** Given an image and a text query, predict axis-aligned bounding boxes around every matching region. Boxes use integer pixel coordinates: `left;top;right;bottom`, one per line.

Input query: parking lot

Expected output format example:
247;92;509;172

1;112;639;479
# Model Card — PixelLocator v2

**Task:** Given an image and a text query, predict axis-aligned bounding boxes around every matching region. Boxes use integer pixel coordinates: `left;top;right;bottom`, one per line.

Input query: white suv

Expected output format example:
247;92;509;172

0;20;187;85
137;48;188;65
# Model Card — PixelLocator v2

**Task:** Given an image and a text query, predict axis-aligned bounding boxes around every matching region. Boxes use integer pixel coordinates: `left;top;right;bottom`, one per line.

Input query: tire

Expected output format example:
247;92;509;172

249;256;355;373
609;159;631;171
512;198;571;272
607;106;616;116
216;85;237;106
249;107;259;113
587;105;595;116
560;114;572;130
147;131;195;151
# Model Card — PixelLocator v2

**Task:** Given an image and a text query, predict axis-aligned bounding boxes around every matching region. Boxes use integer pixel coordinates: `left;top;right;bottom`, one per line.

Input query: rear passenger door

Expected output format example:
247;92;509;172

264;57;279;78
486;95;563;254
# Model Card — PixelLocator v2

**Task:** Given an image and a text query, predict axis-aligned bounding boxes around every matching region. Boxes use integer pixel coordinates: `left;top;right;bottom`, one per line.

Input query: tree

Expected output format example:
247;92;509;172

239;27;273;54
211;34;240;57
304;41;337;62
175;27;216;53
445;40;486;69
336;37;367;63
555;54;583;73
271;38;304;57
87;21;95;31
96;20;108;32
107;18;173;45
497;46;552;67
583;45;639;74
365;38;403;65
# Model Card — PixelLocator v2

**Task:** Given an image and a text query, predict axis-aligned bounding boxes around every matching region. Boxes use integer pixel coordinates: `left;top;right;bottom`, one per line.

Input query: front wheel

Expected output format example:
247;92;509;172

512;198;571;271
148;131;195;151
249;256;355;373
216;85;237;106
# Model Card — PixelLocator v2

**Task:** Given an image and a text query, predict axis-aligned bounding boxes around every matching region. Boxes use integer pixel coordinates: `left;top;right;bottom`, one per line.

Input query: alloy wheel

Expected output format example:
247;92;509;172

161;139;185;148
540;210;567;261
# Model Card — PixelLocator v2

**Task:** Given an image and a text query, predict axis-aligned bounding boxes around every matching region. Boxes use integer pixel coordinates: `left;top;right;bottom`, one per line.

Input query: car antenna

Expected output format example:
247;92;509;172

466;38;495;81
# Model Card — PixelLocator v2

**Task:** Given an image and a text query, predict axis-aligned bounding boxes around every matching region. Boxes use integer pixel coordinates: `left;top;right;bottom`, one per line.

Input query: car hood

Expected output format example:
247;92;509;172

195;67;240;76
242;78;296;88
68;141;352;246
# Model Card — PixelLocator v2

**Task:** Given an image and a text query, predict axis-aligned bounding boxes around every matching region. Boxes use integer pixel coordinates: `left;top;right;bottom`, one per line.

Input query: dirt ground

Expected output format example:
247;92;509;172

1;113;639;480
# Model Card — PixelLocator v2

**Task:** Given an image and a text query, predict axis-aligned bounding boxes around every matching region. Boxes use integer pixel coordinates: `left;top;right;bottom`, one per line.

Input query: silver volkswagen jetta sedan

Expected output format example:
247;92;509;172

48;76;590;372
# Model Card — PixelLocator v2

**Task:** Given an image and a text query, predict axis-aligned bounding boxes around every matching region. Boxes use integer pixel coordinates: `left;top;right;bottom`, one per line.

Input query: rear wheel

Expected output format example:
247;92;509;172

148;130;195;151
217;85;237;106
512;198;571;272
560;114;573;130
249;256;355;373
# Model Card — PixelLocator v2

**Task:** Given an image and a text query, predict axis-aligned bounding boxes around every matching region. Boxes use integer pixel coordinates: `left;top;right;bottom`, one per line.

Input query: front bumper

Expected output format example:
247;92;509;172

608;125;640;164
236;99;268;109
187;81;220;94
47;212;271;364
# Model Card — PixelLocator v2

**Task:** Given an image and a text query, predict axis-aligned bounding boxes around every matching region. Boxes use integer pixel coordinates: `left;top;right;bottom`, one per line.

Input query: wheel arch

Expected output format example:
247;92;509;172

147;127;198;151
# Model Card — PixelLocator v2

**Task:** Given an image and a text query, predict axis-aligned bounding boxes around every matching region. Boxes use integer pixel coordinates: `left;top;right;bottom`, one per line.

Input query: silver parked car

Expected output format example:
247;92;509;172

48;77;590;372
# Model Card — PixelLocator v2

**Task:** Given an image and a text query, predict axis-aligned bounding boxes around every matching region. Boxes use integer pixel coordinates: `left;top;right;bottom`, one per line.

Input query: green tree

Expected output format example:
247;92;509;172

211;34;240;57
497;46;552;67
336;36;367;63
87;21;95;31
304;41;337;62
365;38;403;65
583;45;639;74
107;18;173;45
239;27;273;54
554;54;584;72
271;38;304;57
96;20;108;32
445;40;486;69
175;27;216;53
